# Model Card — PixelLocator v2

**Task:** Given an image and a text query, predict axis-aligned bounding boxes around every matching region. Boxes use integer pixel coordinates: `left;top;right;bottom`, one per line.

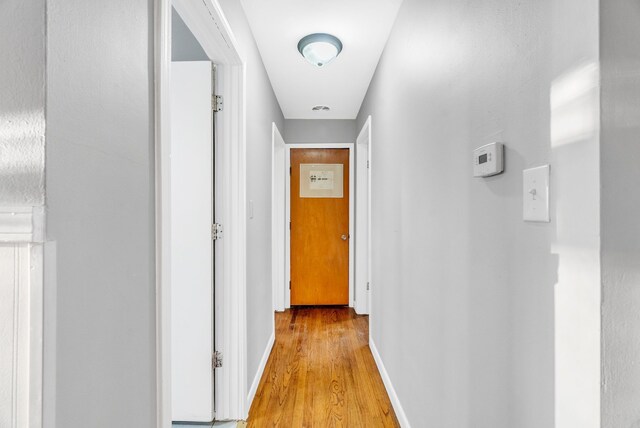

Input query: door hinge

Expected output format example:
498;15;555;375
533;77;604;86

289;221;291;230
289;166;292;175
289;280;291;290
367;160;370;169
211;223;223;240
213;351;223;369
367;282;370;291
212;95;223;112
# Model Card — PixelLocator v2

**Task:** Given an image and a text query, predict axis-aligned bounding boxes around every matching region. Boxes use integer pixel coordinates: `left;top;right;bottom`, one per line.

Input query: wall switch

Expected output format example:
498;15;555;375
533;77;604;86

523;165;550;222
249;200;254;219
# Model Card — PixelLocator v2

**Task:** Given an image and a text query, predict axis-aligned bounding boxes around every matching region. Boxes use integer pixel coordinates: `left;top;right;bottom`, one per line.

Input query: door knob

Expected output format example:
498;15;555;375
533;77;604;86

341;234;348;241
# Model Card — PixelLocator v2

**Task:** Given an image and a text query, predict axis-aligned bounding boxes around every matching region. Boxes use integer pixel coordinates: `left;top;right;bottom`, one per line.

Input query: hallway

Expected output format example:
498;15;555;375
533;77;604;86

4;0;640;426
248;308;399;427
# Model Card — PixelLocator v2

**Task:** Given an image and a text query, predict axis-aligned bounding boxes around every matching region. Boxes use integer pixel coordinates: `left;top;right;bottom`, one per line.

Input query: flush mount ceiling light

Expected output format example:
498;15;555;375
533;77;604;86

312;105;331;111
297;33;343;67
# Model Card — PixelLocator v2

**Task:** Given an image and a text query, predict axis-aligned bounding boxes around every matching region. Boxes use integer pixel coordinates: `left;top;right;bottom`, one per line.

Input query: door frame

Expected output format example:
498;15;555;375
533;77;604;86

355;116;372;315
284;143;355;309
155;0;248;425
0;207;46;428
271;124;286;313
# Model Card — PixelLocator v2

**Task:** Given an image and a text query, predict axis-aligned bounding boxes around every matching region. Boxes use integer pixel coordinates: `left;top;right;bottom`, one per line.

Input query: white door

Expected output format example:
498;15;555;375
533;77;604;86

171;61;215;422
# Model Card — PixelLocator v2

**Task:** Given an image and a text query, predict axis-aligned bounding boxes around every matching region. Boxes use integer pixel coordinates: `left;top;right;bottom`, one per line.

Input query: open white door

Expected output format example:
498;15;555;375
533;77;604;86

170;61;215;422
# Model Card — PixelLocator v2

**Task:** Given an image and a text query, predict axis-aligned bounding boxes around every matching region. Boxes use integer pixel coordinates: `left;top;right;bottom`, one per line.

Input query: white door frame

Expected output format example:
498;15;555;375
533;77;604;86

155;0;248;425
0;206;45;428
271;124;286;313
284;143;355;309
355;116;372;315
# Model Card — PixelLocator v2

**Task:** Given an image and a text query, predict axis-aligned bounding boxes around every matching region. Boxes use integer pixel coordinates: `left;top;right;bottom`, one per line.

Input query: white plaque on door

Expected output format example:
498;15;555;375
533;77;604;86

300;164;343;198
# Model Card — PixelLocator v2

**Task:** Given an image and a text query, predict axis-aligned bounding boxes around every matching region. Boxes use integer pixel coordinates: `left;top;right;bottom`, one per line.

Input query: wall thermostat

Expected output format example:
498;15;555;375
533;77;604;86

473;142;504;177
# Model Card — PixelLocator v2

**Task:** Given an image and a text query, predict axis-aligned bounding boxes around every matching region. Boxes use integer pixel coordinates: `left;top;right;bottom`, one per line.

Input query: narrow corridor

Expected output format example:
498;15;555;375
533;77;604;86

248;308;399;427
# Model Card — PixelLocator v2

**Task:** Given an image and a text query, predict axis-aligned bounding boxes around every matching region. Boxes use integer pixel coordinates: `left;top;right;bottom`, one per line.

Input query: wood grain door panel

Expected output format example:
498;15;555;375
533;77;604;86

291;149;349;305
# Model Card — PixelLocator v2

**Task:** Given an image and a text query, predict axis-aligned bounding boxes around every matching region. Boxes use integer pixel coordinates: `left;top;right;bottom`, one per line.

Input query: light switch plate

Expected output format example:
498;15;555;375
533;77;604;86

523;165;550;222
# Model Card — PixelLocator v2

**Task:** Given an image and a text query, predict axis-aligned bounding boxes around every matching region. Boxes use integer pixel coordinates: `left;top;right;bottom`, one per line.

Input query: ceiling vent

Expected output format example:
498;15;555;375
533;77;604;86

312;105;331;111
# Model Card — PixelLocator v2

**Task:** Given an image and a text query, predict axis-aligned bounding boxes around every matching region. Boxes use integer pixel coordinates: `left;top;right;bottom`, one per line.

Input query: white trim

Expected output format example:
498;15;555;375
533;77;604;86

0;206;45;243
215;60;249;420
153;0;172;425
285;143;355;308
155;0;248;424
28;244;44;428
355;116;372;314
42;242;57;428
0;206;45;428
369;338;411;428
172;0;242;65
246;332;275;410
271;124;286;313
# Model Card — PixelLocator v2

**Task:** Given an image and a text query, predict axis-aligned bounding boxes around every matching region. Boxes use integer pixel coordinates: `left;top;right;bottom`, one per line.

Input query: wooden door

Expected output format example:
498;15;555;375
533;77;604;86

291;148;349;305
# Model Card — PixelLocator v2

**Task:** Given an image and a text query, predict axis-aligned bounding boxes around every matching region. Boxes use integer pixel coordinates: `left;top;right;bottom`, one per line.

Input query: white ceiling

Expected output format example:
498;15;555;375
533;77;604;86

241;0;404;120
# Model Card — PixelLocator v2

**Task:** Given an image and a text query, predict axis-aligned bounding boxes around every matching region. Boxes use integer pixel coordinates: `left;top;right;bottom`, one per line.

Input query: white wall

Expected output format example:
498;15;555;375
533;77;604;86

284;119;356;144
600;1;640;426
46;0;156;425
356;0;600;426
0;0;45;205
550;2;601;427
219;0;285;394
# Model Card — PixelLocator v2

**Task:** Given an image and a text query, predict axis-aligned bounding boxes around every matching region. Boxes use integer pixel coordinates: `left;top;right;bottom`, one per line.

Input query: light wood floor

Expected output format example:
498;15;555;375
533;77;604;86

247;307;399;427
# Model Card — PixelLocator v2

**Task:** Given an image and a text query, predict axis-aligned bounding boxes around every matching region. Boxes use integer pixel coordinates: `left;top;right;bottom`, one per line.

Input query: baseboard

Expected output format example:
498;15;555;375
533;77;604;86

369;337;411;428
246;331;275;410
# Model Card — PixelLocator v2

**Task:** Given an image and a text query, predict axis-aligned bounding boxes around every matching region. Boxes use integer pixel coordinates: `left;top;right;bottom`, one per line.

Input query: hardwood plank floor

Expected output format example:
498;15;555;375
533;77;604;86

247;307;399;427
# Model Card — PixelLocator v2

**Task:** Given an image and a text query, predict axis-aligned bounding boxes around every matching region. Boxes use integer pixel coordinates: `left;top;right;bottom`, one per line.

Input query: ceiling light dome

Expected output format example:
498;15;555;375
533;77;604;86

297;33;343;67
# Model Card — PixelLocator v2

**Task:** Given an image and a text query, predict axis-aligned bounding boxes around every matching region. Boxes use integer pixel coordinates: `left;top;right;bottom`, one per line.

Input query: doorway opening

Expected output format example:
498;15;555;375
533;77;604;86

155;0;248;425
282;144;355;309
290;148;350;305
